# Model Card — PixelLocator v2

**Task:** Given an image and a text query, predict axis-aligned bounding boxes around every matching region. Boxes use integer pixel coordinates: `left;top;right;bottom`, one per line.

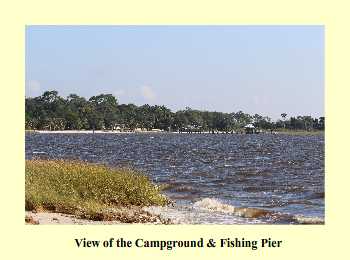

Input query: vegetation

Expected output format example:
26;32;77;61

25;91;325;132
25;160;169;222
274;128;324;135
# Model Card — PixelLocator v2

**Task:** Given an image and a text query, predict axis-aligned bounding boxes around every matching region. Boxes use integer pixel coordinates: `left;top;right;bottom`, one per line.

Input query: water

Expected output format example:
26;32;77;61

25;132;325;224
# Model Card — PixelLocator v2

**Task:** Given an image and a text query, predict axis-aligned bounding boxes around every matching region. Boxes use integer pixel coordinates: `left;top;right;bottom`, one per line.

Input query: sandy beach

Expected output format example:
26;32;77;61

25;207;172;225
28;130;226;134
33;130;163;134
25;211;122;224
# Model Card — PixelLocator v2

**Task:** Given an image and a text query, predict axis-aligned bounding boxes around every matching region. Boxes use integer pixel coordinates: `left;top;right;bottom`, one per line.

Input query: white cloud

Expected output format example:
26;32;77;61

140;85;156;102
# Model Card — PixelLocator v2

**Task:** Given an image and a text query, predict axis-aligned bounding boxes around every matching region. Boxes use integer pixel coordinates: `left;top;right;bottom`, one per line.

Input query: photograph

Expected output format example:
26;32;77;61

25;25;324;225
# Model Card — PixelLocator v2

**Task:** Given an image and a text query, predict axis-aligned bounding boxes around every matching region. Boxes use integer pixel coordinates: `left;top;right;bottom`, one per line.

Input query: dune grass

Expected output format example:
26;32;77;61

25;159;169;222
275;129;324;135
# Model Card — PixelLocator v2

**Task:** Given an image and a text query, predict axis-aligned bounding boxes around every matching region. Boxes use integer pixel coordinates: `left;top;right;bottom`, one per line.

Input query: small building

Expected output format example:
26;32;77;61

151;128;163;132
244;124;255;134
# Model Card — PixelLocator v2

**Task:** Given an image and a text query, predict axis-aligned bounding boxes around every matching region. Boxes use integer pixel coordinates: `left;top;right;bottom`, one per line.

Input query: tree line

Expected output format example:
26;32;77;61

25;91;325;132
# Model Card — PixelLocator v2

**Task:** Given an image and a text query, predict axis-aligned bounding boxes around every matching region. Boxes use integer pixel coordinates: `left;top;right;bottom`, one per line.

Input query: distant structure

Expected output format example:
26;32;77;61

244;124;255;134
180;125;203;133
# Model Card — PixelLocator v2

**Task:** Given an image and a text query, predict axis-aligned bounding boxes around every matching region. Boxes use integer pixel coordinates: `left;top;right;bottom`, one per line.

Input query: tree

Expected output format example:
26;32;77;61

65;94;87;129
233;111;252;128
281;113;287;128
25;90;325;132
318;117;325;130
302;116;313;131
83;102;104;130
173;111;189;131
89;94;119;129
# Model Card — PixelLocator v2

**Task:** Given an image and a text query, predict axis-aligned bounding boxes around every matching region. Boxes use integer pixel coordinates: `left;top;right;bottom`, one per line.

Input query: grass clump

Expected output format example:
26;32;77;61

275;129;324;135
25;159;169;222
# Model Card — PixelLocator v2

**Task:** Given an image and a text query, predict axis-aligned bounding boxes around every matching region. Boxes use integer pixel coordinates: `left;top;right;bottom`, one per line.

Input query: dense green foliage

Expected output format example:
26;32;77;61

25;91;325;132
25;160;169;221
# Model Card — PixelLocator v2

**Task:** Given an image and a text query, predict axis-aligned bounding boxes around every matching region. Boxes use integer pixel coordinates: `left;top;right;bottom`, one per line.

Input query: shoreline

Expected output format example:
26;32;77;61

27;130;175;134
25;203;324;225
25;208;172;225
26;129;324;135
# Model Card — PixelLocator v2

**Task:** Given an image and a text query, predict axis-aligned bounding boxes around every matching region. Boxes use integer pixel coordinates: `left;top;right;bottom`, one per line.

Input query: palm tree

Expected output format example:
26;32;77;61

281;113;287;129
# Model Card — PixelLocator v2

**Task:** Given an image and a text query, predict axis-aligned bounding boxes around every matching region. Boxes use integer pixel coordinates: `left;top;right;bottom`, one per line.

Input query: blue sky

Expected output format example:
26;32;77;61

26;26;324;119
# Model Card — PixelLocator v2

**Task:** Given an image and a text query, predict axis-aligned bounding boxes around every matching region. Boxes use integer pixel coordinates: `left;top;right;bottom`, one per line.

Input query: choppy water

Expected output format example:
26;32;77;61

25;132;325;224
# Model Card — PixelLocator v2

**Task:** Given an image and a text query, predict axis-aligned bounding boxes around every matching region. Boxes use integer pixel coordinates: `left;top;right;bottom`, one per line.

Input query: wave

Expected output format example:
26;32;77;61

193;198;324;224
293;215;324;224
193;198;236;213
193;198;271;218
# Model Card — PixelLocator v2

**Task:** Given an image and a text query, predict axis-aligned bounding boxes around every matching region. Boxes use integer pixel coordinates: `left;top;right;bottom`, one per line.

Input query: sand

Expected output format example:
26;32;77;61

25;207;172;225
25;211;122;224
32;130;167;134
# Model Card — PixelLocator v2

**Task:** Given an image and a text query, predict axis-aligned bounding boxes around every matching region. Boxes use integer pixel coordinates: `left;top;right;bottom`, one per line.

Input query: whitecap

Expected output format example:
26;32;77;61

293;215;324;224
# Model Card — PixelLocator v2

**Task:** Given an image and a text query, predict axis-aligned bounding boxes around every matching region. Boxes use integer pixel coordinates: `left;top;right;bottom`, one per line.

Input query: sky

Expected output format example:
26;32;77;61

25;26;324;120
